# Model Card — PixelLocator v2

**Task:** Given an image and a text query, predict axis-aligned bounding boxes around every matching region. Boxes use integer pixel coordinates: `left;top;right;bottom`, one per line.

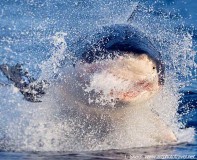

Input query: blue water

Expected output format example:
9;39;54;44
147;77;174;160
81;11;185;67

0;0;197;159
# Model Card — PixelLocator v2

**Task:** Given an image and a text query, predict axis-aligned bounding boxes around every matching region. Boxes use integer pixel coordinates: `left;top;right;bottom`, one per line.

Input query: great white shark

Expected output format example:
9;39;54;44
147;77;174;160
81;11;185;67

0;24;177;146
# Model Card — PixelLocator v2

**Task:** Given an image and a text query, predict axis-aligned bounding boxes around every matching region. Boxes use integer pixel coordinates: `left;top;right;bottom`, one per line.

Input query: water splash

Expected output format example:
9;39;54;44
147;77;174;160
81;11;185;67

0;1;196;152
38;32;68;81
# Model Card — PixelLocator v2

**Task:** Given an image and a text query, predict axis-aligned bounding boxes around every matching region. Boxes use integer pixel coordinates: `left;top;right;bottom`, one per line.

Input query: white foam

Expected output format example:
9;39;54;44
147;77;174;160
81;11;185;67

85;70;135;105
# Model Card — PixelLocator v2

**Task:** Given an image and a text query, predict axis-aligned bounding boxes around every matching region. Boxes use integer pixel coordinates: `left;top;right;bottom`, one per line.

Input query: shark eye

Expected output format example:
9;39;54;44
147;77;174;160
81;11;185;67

153;67;156;69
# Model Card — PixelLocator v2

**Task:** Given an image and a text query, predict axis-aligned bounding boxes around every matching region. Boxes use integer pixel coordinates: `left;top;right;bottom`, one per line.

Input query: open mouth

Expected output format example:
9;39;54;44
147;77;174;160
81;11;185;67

109;80;158;102
75;53;161;105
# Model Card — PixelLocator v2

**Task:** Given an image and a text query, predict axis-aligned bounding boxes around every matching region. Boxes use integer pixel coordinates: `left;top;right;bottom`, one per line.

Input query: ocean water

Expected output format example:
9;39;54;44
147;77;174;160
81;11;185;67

0;0;196;159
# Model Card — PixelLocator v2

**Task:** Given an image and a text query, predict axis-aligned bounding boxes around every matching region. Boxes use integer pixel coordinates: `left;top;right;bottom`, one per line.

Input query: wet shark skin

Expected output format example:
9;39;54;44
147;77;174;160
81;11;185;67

73;24;165;85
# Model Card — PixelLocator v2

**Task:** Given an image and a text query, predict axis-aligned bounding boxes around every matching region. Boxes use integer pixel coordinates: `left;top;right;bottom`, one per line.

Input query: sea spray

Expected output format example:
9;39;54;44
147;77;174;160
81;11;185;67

0;1;196;152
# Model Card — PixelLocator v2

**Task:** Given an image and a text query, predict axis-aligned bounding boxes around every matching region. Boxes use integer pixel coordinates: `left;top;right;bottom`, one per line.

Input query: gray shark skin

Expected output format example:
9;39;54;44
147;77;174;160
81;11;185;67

74;24;164;85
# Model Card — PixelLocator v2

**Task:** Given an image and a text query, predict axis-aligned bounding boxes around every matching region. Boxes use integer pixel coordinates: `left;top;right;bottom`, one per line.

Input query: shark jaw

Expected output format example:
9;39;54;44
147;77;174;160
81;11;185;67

74;52;161;107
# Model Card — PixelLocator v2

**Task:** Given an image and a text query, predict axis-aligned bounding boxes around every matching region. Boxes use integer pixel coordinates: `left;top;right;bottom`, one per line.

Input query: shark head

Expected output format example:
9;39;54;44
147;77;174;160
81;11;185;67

75;52;161;106
72;24;164;107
